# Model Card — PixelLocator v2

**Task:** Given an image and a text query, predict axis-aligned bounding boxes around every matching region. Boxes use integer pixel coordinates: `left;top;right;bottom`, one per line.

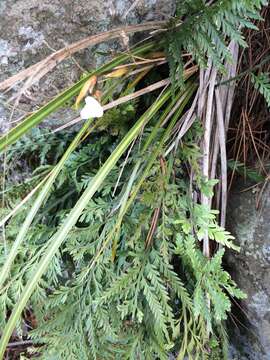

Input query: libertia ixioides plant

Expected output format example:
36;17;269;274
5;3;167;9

1;0;268;358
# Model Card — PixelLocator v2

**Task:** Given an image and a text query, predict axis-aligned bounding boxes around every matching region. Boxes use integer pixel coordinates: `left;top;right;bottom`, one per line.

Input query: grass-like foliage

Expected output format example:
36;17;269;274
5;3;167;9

0;0;266;358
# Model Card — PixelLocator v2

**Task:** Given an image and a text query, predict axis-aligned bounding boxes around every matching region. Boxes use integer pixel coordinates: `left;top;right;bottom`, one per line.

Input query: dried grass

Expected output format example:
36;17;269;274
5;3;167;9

228;5;270;187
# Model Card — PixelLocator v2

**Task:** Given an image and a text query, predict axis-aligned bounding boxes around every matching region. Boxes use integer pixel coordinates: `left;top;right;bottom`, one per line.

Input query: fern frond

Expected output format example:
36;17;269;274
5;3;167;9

166;0;267;88
251;72;270;107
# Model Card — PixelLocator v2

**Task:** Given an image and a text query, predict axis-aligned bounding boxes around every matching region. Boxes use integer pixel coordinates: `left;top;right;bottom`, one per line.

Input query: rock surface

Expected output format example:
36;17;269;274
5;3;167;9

226;181;270;360
0;0;175;132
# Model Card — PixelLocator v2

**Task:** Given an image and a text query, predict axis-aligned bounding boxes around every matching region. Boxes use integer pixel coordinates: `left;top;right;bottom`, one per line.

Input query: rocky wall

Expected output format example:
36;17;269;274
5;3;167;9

227;182;270;360
0;0;175;132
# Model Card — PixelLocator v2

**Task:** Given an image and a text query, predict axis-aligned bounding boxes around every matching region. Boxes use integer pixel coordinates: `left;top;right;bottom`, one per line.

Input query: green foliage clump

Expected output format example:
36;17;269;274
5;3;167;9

1;0;267;358
166;0;268;87
1;116;245;359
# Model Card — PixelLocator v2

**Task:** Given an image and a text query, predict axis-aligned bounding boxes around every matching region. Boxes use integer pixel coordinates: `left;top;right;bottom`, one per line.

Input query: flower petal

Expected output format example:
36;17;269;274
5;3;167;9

80;96;104;119
80;104;92;119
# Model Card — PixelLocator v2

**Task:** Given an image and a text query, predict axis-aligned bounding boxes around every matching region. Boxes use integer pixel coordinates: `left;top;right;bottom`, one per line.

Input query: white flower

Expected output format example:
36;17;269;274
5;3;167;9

80;96;104;119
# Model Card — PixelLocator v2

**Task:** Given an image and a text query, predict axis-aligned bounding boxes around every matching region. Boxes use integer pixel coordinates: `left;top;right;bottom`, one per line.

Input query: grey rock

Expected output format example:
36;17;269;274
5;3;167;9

226;181;270;360
0;98;10;133
0;39;17;65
